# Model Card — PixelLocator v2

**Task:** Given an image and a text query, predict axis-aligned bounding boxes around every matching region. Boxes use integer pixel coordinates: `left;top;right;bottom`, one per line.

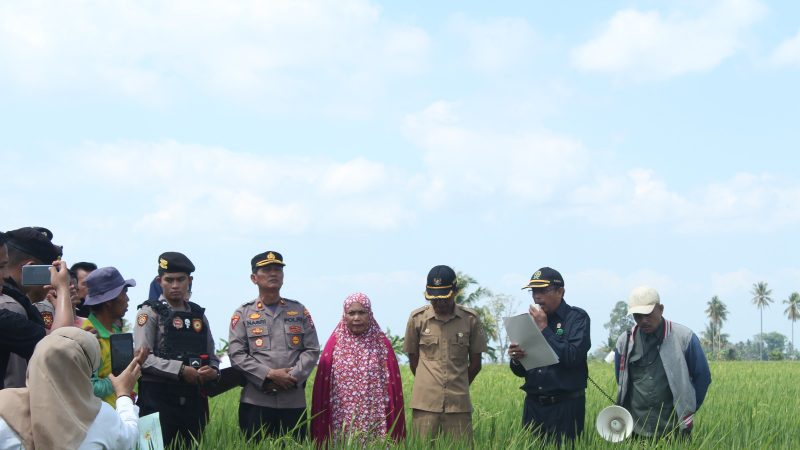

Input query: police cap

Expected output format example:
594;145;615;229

251;251;285;272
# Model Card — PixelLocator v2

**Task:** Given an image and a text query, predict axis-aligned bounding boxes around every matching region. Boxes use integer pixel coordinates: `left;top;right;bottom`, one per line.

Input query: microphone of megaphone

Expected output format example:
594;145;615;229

596;405;633;443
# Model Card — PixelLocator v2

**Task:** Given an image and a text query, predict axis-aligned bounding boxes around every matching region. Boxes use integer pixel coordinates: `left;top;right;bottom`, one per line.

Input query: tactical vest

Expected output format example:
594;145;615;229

139;299;208;364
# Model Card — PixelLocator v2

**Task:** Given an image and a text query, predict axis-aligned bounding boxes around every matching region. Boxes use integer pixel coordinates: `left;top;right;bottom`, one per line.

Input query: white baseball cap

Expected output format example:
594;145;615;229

627;286;660;315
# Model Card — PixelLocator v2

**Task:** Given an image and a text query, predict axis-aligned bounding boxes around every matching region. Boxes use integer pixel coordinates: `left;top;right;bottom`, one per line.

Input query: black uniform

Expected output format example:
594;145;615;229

510;299;591;445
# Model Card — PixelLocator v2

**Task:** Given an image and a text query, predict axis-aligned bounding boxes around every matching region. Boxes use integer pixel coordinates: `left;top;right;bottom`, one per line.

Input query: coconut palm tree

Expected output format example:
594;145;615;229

705;295;728;357
784;292;800;359
455;271;497;360
751;281;773;361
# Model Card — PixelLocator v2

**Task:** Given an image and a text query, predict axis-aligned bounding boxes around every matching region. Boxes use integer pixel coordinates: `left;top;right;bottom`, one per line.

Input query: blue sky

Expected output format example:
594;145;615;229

2;0;799;355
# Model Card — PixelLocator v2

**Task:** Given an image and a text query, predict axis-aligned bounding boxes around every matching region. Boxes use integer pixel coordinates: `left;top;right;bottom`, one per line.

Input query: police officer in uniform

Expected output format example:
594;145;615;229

404;265;488;443
229;250;320;440
133;252;220;447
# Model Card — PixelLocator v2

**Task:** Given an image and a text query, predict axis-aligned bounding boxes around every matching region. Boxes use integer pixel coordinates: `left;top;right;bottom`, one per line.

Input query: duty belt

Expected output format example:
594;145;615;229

533;390;584;405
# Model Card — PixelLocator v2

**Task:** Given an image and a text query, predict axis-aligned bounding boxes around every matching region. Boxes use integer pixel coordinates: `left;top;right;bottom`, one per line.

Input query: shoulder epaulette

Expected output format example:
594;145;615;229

458;305;479;317
281;297;300;305
137;299;169;316
411;305;431;316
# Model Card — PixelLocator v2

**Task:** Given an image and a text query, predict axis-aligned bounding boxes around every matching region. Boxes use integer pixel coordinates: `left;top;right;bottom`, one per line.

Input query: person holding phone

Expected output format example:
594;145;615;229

1;227;73;389
134;252;220;448
81;267;136;406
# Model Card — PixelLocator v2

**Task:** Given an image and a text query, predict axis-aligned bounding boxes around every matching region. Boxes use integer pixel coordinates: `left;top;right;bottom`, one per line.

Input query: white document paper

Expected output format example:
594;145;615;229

138;412;165;450
503;313;559;370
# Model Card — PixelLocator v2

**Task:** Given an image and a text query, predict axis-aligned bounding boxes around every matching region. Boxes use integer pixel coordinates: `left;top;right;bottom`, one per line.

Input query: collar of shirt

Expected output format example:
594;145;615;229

86;312;122;338
421;304;465;322
549;298;572;322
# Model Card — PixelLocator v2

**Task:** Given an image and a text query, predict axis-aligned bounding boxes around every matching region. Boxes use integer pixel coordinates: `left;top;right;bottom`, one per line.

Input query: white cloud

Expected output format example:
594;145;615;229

65;141;416;234
572;0;766;79
403;101;588;206
567;169;800;232
0;0;429;107
770;29;800;67
448;14;536;72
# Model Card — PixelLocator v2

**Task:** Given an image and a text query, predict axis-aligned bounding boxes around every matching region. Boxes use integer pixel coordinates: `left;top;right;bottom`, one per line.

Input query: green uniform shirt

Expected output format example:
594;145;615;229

625;320;676;437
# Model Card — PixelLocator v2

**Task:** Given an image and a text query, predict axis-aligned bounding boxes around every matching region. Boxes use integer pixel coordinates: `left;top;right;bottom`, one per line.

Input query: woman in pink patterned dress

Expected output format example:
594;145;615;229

311;292;406;446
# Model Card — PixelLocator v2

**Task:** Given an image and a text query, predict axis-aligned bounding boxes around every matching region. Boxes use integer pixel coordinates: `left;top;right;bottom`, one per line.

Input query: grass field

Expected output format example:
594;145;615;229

185;361;799;449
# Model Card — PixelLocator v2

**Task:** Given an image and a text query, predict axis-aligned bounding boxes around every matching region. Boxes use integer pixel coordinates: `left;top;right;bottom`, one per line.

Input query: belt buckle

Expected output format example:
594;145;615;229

538;395;555;405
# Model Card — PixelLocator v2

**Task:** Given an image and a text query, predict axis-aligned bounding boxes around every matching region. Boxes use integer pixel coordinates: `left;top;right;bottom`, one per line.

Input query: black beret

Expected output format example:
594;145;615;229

0;231;7;246
158;252;195;275
5;226;63;263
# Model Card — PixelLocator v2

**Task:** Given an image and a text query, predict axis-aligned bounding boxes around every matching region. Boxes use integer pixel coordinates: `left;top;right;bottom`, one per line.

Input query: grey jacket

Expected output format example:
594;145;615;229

615;320;712;430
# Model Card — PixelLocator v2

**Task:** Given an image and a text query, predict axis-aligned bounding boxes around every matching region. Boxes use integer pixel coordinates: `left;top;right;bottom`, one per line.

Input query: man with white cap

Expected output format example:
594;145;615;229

614;286;711;439
81;267;136;406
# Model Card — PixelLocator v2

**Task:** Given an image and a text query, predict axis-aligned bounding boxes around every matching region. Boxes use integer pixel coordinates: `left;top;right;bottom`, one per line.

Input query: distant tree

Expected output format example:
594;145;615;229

455;271;498;361
385;328;406;358
784;292;800;359
486;294;520;364
750;281;773;360
705;295;728;357
216;338;230;357
757;331;787;357
604;301;634;350
701;323;729;358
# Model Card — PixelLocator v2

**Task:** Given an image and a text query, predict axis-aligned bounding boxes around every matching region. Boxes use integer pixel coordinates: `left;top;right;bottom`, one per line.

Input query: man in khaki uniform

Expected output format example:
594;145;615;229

133;252;220;448
404;265;488;442
229;250;320;440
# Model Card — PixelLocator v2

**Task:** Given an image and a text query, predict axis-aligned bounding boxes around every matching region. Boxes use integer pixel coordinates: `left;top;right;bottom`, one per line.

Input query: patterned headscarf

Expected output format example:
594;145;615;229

330;292;390;438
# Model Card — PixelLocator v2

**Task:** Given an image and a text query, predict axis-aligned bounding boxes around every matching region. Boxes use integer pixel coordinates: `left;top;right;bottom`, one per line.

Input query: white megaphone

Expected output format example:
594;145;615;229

596;405;633;443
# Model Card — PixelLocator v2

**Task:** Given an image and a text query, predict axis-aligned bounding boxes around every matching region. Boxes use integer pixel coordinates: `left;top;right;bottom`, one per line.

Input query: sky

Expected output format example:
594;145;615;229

2;0;799;356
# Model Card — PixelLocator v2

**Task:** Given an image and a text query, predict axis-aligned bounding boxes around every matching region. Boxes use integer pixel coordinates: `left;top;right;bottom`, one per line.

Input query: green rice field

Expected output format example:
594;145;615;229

182;361;800;449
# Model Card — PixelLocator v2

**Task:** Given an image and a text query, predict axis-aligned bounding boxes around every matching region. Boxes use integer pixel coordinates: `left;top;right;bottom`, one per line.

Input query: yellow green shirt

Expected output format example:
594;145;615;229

82;313;122;406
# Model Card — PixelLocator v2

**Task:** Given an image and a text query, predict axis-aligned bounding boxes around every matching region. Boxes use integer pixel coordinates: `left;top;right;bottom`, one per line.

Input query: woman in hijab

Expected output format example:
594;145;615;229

311;292;406;446
0;327;142;450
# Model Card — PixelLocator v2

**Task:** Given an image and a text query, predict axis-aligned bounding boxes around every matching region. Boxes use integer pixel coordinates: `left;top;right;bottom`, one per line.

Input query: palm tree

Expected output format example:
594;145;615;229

751;281;773;361
705;295;728;357
784;292;800;359
454;271;497;360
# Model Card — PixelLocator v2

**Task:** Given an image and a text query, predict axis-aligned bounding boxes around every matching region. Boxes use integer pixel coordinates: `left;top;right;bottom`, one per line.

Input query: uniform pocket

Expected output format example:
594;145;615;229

247;328;270;352
419;335;440;360
285;323;304;349
451;331;470;359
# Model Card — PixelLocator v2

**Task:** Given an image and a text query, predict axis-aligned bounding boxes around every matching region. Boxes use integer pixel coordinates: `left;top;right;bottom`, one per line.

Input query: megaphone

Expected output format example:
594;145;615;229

596;405;633;442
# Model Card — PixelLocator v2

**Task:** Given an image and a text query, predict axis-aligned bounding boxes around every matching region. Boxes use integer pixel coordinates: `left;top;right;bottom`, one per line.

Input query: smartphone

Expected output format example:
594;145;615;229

110;333;134;376
21;265;52;286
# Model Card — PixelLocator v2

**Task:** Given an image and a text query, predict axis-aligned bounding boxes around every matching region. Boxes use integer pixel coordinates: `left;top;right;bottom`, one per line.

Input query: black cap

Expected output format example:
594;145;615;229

5;226;63;263
158;252;195;275
425;265;457;300
251;251;285;272
522;267;564;290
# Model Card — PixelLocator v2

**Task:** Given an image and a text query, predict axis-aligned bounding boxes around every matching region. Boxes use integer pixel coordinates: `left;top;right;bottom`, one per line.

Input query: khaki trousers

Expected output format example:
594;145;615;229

412;409;473;444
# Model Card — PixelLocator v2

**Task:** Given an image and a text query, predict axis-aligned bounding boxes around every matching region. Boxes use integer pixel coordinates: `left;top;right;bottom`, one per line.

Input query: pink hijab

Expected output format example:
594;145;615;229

311;293;405;446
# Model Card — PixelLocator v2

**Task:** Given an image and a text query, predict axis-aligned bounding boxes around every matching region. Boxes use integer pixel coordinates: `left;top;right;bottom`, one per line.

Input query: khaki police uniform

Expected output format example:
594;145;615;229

404;304;488;440
228;297;320;437
133;296;219;446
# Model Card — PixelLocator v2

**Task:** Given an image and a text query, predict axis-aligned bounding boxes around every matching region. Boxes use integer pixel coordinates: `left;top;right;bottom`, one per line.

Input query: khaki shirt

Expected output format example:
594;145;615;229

228;297;320;409
133;296;219;383
0;294;28;388
404;304;488;413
